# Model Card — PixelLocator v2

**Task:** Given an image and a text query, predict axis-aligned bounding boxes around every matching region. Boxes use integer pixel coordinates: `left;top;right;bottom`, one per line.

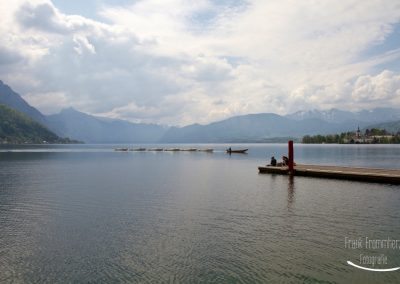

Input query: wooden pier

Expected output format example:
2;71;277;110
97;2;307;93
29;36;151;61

258;164;400;184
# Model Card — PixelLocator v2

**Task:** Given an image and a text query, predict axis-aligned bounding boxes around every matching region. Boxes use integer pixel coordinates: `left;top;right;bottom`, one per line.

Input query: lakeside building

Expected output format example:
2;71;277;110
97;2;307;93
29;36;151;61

344;126;395;144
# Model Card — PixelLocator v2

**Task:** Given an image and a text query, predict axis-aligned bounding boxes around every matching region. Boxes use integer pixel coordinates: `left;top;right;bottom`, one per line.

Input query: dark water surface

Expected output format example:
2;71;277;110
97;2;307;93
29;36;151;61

0;144;400;283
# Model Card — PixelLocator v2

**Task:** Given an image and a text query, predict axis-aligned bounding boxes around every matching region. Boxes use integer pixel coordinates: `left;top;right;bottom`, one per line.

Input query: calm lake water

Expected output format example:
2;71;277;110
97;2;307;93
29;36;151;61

0;144;400;283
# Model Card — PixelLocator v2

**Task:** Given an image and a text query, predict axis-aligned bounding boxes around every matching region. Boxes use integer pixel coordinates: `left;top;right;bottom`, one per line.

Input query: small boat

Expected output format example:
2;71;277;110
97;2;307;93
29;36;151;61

165;148;180;151
114;148;129;152
226;148;248;154
130;148;146;151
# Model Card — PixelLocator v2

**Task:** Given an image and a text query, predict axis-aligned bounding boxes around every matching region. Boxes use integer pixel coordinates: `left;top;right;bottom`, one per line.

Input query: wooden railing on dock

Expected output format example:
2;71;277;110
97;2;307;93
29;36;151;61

258;164;400;184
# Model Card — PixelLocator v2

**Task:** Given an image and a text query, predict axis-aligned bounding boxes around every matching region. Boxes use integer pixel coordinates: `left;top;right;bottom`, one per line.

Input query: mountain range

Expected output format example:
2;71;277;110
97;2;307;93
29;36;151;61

1;80;400;143
0;80;167;143
47;108;167;143
162;109;400;142
287;108;400;124
162;114;338;142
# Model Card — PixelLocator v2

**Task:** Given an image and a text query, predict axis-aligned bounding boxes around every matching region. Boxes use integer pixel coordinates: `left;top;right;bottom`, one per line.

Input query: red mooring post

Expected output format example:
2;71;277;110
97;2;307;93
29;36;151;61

288;140;294;172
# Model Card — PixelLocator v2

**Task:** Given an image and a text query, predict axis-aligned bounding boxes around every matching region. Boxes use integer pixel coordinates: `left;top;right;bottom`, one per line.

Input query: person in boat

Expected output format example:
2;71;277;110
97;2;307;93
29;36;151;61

270;156;277;166
228;147;231;153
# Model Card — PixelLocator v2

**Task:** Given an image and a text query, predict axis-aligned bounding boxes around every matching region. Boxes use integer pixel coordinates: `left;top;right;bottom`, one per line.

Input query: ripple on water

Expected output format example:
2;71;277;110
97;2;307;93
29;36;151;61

1;148;400;283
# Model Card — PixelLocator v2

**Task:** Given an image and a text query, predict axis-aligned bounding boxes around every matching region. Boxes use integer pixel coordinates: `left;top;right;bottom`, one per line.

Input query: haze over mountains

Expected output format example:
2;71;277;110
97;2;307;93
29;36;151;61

47;108;167;144
1;80;400;143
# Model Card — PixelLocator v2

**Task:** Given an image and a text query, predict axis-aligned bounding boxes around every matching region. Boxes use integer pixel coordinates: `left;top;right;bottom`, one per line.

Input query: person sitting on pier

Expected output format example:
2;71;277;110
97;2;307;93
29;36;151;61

282;156;289;166
281;155;296;167
270;156;277;166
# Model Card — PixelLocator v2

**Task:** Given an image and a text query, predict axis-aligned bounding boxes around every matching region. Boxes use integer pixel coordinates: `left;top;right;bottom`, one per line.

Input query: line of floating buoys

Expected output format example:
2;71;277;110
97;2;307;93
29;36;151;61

114;148;214;152
164;148;180;151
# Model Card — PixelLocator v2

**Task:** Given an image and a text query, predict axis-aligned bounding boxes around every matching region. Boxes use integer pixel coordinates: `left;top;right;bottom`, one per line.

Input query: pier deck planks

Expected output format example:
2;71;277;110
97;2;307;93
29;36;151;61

258;164;400;184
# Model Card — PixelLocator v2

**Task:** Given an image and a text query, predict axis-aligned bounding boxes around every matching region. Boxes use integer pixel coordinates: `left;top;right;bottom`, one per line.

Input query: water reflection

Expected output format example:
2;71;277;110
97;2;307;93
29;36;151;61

287;175;295;208
1;146;400;283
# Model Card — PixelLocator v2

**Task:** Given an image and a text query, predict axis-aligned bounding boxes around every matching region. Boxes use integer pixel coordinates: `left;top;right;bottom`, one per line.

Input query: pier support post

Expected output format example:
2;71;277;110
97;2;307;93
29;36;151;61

288;140;294;172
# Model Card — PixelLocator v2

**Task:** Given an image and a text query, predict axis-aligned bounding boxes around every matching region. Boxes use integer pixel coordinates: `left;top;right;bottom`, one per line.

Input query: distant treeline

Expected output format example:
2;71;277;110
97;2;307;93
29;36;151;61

302;128;400;144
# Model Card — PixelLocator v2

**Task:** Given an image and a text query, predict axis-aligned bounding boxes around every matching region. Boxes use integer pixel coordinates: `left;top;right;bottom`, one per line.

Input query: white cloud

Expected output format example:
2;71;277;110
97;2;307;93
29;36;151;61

0;0;400;125
352;70;400;103
73;35;96;55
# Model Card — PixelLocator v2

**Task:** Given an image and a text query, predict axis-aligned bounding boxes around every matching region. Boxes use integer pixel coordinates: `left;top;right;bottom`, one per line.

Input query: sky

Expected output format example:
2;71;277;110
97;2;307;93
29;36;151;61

0;0;400;126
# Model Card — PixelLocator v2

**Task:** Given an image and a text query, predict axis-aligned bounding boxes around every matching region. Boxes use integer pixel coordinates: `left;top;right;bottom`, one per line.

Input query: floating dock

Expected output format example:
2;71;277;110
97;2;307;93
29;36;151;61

258;164;400;184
